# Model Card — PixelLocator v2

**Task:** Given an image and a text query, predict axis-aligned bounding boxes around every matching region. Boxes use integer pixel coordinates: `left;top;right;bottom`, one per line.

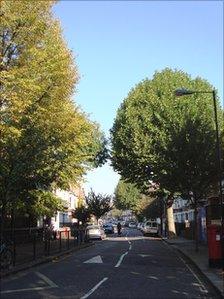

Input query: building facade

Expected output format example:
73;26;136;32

173;196;194;224
51;186;85;230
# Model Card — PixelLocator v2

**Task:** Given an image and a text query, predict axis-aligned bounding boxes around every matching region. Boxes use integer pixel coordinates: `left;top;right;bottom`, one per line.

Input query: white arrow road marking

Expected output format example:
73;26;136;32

35;271;58;287
84;255;103;264
1;272;58;294
80;277;108;299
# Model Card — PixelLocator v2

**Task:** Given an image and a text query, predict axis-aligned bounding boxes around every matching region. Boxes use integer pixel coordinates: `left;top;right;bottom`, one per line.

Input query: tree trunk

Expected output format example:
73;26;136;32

194;199;199;252
160;199;163;236
167;205;176;238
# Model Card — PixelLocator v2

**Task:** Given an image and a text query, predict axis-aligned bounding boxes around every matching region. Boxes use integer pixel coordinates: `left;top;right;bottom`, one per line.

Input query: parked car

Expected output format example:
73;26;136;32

112;224;118;234
140;222;146;232
142;220;159;236
128;222;137;228
86;225;106;240
137;222;143;230
103;224;114;234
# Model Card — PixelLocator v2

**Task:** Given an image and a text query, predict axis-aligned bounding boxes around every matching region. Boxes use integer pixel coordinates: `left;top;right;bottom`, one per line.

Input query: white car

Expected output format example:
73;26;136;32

86;225;106;240
137;222;143;229
142;220;159;236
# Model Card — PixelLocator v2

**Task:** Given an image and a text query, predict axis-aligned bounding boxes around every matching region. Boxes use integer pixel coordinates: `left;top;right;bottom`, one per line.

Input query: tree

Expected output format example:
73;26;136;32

114;178;160;221
137;195;160;220
72;206;91;225
114;179;141;211
132;193;157;221
85;189;112;221
111;68;223;239
111;68;223;198
109;208;123;220
27;190;64;218
0;1;107;221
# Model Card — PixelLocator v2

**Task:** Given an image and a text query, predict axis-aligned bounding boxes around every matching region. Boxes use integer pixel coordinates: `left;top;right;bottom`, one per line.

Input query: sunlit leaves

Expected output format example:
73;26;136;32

0;1;107;217
114;179;141;210
111;68;223;199
85;189;112;220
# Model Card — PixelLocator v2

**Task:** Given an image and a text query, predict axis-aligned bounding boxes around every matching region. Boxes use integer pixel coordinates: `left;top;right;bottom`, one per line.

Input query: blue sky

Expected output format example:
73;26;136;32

53;1;223;195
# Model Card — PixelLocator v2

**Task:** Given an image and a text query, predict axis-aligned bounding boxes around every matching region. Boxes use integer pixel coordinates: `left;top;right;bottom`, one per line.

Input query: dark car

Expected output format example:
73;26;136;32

103;224;114;234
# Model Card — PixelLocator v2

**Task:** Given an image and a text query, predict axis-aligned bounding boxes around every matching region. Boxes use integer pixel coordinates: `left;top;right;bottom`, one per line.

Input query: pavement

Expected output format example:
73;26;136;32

163;237;224;298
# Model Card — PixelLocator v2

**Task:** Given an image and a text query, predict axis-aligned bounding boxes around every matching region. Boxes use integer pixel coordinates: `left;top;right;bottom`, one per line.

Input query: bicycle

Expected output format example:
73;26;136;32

0;241;13;270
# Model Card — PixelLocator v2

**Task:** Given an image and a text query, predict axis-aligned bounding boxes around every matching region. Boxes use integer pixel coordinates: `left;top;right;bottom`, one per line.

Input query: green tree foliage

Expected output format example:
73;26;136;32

0;1;107;218
109;208;123;219
111;68;223;200
114;179;141;210
72;206;91;225
28;190;64;218
134;194;160;221
114;178;159;220
85;189;112;221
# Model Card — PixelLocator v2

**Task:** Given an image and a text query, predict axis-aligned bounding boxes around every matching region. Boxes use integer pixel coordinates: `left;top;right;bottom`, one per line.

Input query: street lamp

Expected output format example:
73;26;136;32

175;88;224;264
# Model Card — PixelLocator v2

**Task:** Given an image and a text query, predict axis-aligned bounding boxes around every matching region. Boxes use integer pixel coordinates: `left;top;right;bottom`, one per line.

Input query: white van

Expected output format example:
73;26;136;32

142;220;159;236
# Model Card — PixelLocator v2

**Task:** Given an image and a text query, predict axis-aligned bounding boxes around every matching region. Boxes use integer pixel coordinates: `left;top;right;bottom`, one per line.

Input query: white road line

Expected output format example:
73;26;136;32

163;240;208;294
35;271;58;288
178;256;208;293
129;244;132;250
1;272;58;294
1;286;52;294
115;251;128;268
80;277;108;299
125;235;131;244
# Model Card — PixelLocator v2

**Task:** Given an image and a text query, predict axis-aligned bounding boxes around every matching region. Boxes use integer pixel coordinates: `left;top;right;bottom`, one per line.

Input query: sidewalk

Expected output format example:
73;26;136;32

163;237;224;298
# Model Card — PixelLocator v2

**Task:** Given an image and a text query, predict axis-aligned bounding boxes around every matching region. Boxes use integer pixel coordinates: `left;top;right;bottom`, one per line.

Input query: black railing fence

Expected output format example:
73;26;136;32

0;227;89;273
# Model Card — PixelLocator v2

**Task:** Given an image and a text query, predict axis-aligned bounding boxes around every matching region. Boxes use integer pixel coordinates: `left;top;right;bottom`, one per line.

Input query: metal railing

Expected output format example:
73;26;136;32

0;227;89;273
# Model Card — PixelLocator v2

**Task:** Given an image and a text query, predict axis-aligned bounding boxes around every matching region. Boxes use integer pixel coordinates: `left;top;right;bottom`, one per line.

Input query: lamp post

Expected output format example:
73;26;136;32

175;88;224;264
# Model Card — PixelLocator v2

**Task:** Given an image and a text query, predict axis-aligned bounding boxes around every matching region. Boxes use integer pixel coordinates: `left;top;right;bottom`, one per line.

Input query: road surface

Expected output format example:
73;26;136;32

0;228;220;298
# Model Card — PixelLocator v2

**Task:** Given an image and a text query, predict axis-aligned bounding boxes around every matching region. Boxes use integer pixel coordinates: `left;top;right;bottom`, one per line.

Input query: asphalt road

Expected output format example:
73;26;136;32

0;228;220;299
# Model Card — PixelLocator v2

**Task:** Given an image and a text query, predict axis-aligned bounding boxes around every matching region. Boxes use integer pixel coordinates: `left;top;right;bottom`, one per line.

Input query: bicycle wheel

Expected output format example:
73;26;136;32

0;248;13;269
